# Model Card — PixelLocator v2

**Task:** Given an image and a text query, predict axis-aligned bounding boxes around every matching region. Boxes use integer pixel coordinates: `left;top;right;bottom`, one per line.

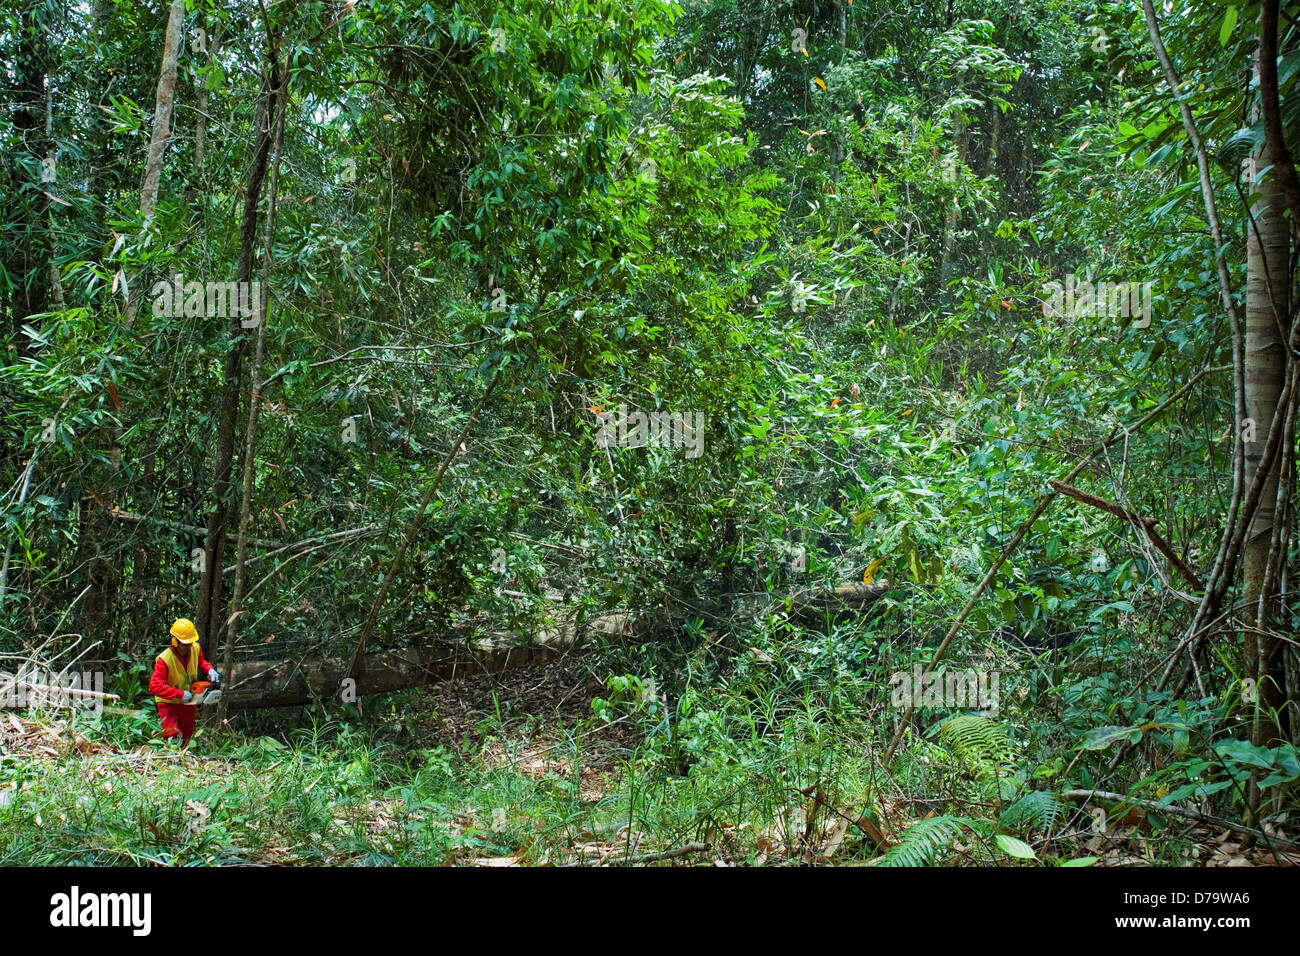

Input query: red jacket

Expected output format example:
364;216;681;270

149;647;215;702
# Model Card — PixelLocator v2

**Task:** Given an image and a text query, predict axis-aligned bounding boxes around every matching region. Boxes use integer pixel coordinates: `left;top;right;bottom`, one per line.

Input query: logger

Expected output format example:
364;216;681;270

148;618;222;747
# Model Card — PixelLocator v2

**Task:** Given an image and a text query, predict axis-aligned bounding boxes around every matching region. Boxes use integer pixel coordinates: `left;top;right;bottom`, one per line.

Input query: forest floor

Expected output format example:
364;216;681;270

1;663;1296;866
0;660;741;865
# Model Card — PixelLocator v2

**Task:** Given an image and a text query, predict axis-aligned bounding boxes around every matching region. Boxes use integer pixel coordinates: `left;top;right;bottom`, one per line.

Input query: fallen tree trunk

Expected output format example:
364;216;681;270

730;580;892;621
225;608;633;710
225;580;892;710
225;634;576;709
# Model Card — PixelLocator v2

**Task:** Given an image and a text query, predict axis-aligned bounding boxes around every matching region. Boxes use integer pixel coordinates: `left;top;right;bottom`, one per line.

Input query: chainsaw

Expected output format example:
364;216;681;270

189;676;223;706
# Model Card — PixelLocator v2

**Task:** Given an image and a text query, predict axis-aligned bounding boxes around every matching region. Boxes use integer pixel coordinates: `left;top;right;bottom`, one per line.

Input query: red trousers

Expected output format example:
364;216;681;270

157;702;197;745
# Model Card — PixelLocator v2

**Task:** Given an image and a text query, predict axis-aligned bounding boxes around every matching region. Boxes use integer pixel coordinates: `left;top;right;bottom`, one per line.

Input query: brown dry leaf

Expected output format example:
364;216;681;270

854;814;890;850
819;815;852;861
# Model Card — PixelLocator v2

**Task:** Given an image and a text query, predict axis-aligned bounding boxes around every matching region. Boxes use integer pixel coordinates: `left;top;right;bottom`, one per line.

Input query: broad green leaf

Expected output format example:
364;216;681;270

1219;7;1238;46
996;834;1037;859
1082;725;1133;750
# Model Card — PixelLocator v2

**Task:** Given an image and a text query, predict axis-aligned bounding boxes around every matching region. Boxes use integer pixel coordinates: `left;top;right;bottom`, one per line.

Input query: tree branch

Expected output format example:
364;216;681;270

1048;480;1204;590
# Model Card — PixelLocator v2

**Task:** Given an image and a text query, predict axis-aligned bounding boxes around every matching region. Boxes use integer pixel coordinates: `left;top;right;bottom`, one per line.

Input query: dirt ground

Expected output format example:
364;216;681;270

414;654;643;769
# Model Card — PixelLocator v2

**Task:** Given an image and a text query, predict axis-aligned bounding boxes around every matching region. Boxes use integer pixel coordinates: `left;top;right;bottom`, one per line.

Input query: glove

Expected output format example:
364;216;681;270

207;668;219;683
181;690;195;704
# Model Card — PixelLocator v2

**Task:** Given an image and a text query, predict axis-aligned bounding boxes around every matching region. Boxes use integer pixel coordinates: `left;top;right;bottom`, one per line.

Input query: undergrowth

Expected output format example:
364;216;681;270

1;610;1295;866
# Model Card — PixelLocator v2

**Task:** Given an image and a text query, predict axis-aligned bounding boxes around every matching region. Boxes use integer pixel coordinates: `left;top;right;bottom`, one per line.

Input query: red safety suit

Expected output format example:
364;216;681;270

150;642;214;746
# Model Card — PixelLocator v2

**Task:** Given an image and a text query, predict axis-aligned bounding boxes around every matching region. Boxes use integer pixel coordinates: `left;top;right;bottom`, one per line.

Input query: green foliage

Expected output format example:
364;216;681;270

1;0;1297;867
999;790;1065;835
879;815;979;867
939;715;1017;775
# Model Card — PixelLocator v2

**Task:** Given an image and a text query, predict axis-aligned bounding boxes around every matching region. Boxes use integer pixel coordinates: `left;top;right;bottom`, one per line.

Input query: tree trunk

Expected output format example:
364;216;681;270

225;635;580;710
1242;49;1291;750
124;0;185;326
137;1;185;223
217;53;291;728
6;4;51;352
194;19;223;171
227;582;891;710
195;58;283;647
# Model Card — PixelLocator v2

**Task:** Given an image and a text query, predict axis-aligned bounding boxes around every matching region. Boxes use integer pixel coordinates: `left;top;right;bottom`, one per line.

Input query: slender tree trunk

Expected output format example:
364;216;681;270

939;118;968;283
216;53;291;729
194;19;223;171
1139;0;1251;697
137;1;185;224
7;4;51;352
123;0;186;327
195;57;283;647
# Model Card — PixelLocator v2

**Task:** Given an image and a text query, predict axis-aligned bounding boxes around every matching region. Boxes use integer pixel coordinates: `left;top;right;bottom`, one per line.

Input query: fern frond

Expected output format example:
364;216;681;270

939;714;1016;773
879;815;982;867
999;790;1064;834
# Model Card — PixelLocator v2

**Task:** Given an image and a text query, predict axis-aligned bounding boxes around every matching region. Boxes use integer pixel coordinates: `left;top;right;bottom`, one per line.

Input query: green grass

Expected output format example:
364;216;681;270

0;687;891;865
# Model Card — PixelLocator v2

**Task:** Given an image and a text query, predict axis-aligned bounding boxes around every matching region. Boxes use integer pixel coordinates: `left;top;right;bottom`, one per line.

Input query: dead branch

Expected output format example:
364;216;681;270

599;843;712;866
1049;480;1204;589
1063;789;1298;848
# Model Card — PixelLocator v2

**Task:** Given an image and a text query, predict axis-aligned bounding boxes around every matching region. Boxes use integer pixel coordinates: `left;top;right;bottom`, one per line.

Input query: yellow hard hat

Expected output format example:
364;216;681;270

170;618;200;644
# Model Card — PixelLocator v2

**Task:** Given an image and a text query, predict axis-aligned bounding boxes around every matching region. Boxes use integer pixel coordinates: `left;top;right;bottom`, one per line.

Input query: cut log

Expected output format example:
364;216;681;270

224;610;629;710
729;580;892;620
225;581;892;710
225;634;574;709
